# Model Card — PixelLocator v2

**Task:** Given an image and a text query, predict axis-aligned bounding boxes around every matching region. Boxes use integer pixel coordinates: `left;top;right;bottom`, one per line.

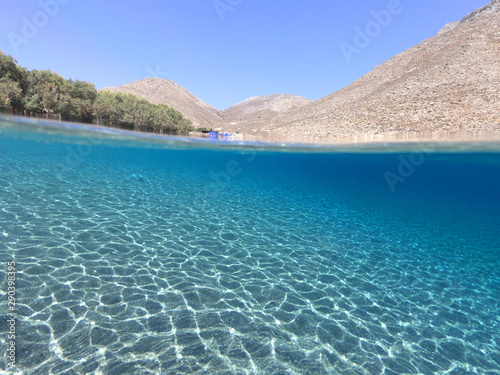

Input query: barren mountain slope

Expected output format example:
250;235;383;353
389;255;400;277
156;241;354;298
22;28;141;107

239;0;500;138
102;78;223;129
100;1;499;139
221;94;312;132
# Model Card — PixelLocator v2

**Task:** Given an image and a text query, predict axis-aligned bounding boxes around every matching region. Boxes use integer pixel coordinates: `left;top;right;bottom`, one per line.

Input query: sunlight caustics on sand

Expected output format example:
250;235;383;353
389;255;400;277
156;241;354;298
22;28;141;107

0;117;499;374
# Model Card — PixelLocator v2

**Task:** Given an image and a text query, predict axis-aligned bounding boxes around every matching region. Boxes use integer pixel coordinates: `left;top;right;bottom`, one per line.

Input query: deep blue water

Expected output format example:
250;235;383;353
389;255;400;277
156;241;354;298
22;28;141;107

0;119;499;374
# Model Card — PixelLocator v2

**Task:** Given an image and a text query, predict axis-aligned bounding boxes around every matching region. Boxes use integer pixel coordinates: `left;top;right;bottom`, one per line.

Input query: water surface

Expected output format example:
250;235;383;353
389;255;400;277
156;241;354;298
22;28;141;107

0;117;499;374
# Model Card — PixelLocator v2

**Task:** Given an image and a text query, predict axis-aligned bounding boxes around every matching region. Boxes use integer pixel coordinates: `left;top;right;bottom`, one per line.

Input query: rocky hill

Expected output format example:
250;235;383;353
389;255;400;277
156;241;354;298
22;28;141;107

102;78;223;129
103;0;499;140
251;0;500;139
221;94;312;132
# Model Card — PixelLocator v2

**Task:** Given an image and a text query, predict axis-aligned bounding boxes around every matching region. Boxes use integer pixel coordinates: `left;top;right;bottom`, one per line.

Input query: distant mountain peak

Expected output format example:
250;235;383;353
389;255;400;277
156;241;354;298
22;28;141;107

221;94;312;129
100;1;499;138
437;21;459;35
229;0;500;138
460;0;500;23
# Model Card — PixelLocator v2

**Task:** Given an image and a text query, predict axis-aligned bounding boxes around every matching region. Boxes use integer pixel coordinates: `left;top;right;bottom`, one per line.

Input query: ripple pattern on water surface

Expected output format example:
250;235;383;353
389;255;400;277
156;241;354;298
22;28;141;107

0;142;499;375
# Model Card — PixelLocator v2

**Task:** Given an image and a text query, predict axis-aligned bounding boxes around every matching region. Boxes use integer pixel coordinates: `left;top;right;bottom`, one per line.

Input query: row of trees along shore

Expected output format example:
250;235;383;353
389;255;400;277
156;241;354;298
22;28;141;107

0;52;193;134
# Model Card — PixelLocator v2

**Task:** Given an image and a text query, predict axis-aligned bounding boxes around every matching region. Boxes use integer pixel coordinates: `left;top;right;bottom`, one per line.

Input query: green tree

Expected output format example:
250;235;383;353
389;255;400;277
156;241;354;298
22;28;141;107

23;70;66;117
1;50;194;134
0;52;27;110
0;52;26;85
0;77;22;110
58;79;97;122
93;91;120;126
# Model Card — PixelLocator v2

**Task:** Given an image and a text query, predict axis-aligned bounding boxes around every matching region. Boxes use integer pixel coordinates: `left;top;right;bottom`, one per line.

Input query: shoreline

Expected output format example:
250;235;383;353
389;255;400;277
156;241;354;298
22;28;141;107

2;114;500;152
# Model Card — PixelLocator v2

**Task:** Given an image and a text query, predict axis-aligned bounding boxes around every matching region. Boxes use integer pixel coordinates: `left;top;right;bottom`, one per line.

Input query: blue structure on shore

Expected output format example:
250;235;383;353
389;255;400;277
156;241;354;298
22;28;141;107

208;131;219;139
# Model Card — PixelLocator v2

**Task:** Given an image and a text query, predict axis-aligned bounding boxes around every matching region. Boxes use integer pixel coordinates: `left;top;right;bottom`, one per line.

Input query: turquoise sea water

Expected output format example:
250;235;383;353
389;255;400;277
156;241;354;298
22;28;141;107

0;117;499;375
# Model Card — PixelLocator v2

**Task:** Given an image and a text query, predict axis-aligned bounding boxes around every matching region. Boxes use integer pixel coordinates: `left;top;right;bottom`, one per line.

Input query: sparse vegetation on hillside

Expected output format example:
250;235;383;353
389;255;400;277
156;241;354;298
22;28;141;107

0;52;193;134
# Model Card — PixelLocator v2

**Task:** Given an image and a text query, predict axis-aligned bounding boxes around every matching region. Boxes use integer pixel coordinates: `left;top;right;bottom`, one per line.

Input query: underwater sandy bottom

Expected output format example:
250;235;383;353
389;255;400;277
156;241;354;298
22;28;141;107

0;121;499;374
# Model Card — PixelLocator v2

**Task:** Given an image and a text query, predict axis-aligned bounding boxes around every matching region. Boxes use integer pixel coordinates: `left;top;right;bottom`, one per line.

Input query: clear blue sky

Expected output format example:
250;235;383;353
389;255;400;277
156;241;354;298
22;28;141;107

0;0;490;110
